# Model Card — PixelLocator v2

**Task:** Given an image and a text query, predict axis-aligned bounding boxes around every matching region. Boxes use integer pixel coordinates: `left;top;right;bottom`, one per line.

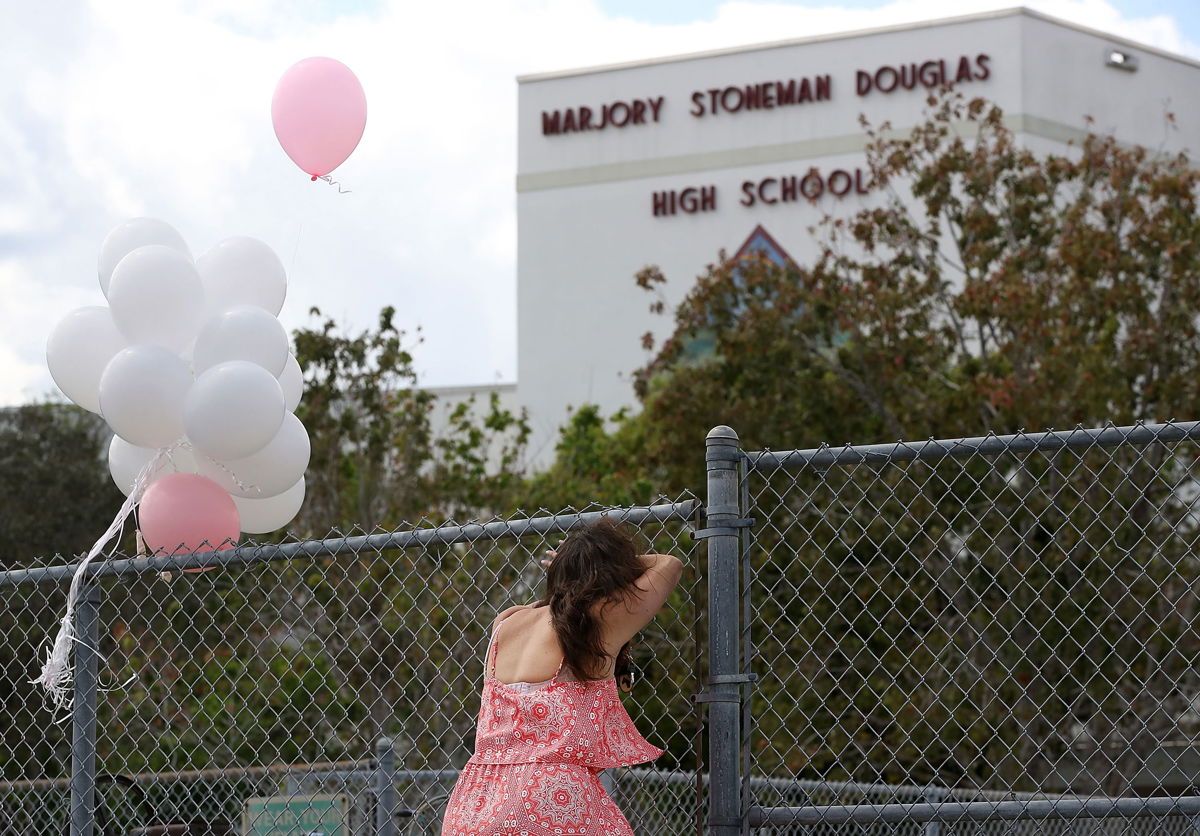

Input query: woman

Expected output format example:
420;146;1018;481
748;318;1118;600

441;518;683;835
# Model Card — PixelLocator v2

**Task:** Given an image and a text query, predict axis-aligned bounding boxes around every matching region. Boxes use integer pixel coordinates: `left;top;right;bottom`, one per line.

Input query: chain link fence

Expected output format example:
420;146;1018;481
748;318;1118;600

0;498;701;836
735;421;1200;833
11;421;1200;836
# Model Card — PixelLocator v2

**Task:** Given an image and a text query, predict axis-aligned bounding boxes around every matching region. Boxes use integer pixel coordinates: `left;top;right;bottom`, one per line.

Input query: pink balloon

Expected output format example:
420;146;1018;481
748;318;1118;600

139;473;241;556
272;57;367;179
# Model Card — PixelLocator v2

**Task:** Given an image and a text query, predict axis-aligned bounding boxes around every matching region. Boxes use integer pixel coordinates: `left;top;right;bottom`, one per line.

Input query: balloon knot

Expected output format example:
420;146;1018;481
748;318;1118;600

311;175;318;181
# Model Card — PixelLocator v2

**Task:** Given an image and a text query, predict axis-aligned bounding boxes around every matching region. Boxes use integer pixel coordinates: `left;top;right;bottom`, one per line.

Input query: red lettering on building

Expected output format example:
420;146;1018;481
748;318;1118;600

781;176;798;202
827;170;852;197
745;83;762;110
800;171;824;199
721;86;744;112
548;56;991;133
655;185;718;216
740;181;756;207
798;77;813;103
542;97;667;135
759;177;778;205
856;53;993;96
690;74;832;117
919;60;941;87
678;168;870;214
955;55;973;83
875;66;899;94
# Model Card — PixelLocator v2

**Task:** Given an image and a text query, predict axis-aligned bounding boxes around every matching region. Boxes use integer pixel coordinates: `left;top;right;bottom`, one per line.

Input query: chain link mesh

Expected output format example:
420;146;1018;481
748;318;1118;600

742;423;1200;833
1;497;701;835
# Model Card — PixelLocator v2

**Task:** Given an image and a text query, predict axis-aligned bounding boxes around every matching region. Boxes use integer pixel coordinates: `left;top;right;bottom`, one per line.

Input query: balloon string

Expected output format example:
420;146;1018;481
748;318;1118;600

186;441;261;497
316;175;351;194
31;446;169;714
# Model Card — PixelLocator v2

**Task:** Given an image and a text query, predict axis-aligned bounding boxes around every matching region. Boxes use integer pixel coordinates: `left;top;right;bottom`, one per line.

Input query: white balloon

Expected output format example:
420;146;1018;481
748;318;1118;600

234;478;305;535
193;305;289;376
46;306;126;413
99;345;193;447
108;436;199;497
196;412;310;499
185;361;284;460
108;245;206;353
197;236;287;317
98;218;191;297
278;353;303;412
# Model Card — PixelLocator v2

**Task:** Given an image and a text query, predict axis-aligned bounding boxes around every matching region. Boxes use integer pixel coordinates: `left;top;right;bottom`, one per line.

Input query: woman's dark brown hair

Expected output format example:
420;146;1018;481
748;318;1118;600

537;518;644;683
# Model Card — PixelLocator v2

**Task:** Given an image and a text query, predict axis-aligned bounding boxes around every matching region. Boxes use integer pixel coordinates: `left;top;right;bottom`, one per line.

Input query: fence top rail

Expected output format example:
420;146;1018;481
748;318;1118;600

0;498;699;588
745;420;1200;473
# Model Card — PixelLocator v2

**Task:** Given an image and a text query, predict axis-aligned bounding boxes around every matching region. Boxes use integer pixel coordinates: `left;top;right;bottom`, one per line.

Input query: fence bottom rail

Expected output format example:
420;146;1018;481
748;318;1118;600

748;796;1200;827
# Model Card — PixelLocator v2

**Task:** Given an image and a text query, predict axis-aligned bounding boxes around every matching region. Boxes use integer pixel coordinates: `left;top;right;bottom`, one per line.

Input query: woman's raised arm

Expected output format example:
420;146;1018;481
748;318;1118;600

602;552;683;646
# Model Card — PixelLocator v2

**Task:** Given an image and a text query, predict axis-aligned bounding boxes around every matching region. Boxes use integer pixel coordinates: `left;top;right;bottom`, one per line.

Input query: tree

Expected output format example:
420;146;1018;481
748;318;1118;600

617;90;1200;795
634;91;1200;463
0;403;122;566
0;403;123;784
523;405;657;510
293;305;530;532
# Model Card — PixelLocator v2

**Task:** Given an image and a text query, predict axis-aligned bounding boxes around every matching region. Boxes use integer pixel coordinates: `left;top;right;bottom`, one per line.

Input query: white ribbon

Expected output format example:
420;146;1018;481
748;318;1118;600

31;439;262;711
31;448;167;711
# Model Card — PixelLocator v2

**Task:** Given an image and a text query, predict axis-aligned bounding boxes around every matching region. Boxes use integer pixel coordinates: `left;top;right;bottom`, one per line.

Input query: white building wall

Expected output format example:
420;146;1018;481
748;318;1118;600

514;8;1200;465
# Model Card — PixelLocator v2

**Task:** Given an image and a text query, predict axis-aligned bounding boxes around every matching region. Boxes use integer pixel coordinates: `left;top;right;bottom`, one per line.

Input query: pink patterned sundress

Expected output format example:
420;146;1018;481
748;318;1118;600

441;614;664;835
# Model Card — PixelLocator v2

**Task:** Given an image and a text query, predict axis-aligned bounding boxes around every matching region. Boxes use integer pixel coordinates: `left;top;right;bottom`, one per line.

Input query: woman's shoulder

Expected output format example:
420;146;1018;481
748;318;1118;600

492;602;543;628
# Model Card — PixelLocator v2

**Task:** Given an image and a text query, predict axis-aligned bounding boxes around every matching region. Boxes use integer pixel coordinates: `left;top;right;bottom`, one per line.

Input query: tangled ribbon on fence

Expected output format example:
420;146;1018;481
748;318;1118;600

31;450;168;712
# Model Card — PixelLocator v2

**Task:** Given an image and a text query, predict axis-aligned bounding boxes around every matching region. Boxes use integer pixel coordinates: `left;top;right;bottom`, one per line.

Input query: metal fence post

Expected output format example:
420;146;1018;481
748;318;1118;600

70;583;101;836
375;736;398;836
704;426;744;836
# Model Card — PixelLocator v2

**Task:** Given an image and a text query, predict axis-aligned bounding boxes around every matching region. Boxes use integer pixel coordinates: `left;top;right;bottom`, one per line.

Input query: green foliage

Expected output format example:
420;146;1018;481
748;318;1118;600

524;406;656;510
632;92;1200;461
292;306;530;530
0;403;121;783
293;305;434;531
616;89;1200;794
433;391;530;518
0;403;123;565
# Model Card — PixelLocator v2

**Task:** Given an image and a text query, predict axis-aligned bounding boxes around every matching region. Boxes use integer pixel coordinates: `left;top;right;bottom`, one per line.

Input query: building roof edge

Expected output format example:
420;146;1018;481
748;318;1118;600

515;6;1200;83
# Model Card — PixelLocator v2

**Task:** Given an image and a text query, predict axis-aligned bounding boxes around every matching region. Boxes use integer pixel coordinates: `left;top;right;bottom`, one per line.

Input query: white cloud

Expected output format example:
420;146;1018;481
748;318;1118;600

0;0;1194;407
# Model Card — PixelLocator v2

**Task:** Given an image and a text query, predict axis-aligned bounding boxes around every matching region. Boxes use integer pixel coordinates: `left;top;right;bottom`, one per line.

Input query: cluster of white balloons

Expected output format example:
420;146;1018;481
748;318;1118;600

46;218;309;546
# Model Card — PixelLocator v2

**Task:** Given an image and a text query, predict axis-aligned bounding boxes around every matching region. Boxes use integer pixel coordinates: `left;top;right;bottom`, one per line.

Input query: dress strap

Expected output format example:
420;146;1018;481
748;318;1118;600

550;655;567;685
486;614;509;679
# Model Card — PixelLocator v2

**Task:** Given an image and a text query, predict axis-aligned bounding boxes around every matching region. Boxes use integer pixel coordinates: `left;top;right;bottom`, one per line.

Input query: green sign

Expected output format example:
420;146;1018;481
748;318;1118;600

242;794;348;836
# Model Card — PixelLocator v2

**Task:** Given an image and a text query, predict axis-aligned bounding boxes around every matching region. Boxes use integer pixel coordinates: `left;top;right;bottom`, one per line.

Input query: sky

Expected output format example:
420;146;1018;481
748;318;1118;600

3;0;1200;406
